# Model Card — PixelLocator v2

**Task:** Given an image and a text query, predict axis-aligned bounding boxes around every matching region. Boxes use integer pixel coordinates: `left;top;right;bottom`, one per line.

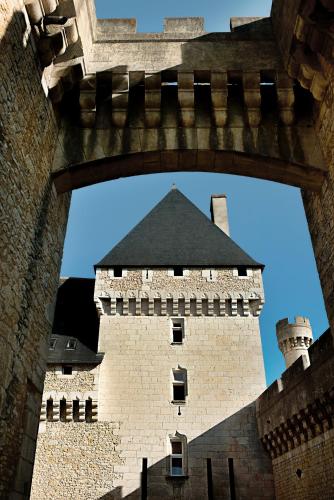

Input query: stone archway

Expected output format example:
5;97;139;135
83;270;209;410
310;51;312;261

1;0;334;497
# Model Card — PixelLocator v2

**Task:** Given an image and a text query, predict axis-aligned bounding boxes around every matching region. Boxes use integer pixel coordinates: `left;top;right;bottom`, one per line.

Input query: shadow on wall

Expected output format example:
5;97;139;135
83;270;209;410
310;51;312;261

98;403;274;500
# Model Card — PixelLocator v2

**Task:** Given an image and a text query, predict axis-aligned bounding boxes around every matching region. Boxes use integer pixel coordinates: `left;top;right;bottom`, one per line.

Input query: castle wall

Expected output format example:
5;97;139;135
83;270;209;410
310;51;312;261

257;329;334;500
0;2;69;496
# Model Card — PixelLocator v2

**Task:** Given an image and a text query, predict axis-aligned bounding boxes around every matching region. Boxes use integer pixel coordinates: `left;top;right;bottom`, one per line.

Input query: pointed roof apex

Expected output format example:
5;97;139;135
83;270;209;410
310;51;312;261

96;189;263;268
171;183;177;190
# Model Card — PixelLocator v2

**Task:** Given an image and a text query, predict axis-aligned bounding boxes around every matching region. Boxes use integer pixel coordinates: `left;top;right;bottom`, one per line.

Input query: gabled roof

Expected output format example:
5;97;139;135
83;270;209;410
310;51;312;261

96;188;263;268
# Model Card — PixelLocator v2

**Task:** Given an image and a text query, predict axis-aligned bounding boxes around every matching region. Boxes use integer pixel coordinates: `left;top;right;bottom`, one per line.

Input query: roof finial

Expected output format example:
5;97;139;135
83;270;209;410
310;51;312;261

171;183;177;190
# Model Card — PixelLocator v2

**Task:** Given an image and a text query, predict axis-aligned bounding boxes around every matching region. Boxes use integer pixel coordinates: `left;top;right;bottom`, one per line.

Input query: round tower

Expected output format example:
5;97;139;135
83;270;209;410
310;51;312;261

276;316;313;368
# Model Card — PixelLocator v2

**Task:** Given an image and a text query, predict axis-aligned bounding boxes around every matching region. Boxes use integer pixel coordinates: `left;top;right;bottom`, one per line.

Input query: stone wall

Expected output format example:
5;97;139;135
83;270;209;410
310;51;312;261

30;422;123;500
272;429;334;500
0;1;69;496
256;329;334;499
96;308;272;497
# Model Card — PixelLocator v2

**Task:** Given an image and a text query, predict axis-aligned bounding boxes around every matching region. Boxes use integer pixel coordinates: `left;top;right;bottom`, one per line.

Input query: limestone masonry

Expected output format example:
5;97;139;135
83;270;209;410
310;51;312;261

1;0;334;498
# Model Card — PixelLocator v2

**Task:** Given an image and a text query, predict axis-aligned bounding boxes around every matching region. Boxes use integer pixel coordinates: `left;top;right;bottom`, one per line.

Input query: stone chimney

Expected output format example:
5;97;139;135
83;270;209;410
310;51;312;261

276;316;313;369
210;195;230;235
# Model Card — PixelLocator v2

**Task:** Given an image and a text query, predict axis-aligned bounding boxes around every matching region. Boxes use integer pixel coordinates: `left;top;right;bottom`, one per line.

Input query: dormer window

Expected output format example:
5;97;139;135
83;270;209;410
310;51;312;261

113;266;123;278
66;339;77;350
173;267;183;277
49;338;57;350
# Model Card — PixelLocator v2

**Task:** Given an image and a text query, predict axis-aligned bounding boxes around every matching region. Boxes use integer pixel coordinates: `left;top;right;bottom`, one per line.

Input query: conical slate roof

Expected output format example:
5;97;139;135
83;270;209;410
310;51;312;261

96;188;262;268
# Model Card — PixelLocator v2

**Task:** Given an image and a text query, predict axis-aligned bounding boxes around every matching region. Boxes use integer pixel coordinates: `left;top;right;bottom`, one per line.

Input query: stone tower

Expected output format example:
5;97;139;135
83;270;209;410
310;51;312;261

92;188;272;498
276;316;313;368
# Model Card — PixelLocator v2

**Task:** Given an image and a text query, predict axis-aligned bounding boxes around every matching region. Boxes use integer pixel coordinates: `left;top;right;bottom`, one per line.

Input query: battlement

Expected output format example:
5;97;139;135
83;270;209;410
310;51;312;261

96;16;205;39
256;329;334;458
276;316;311;330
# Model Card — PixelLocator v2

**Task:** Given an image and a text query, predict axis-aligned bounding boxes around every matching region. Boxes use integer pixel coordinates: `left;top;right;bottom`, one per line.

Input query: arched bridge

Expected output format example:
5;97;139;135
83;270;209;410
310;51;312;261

25;8;327;193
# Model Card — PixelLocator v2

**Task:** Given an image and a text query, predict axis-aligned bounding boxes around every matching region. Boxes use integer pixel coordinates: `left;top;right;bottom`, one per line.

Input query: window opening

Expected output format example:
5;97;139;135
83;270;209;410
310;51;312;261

66;338;77;350
113;266;123;278
49;338;57;350
46;398;53;421
85;398;93;422
237;266;248;277
172;368;187;402
146;269;149;279
173;266;184;277
62;365;73;375
73;399;80;422
60;398;67;422
170;439;184;476
172;319;184;344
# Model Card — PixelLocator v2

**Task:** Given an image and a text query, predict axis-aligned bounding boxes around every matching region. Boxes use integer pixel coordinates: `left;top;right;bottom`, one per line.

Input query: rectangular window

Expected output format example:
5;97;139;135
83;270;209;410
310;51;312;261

237;266;248;277
171;440;183;476
171;318;184;343
172;368;187;402
113;266;123;278
73;400;79;422
62;365;72;375
173;266;184;277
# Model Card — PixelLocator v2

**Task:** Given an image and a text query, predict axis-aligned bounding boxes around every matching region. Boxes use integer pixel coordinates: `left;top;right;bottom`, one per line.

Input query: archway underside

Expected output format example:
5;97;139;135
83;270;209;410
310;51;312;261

53;149;326;194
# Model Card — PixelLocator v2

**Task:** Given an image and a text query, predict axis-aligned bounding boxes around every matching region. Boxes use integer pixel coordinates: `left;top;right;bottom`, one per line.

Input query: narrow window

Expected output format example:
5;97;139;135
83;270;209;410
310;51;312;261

60;398;67;422
172;368;187;402
171;319;184;344
46;398;53;422
237;266;248;277
62;365;72;375
170;439;184;476
66;338;77;350
73;399;80;422
49;338;57;350
173;266;184;277
113;266;123;278
85;398;93;423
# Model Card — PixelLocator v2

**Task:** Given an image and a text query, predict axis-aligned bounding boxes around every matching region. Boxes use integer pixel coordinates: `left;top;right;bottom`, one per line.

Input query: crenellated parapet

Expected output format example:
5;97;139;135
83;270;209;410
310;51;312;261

276;316;313;368
257;328;334;459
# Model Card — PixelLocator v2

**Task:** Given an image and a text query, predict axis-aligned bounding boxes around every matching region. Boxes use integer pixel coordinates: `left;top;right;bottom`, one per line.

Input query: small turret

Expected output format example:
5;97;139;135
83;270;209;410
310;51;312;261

276;316;313;368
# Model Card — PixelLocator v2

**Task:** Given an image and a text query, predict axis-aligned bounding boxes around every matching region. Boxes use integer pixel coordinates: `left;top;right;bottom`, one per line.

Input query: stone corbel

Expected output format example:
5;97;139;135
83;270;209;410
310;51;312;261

178;72;195;127
243;71;262;127
276;73;295;126
79;74;96;127
211;71;228;127
112;72;129;127
145;72;161;128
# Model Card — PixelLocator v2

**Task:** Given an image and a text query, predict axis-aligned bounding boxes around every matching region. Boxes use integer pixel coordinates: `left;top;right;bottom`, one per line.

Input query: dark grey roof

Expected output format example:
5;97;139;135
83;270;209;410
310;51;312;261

48;334;104;365
96;188;263;268
48;278;103;365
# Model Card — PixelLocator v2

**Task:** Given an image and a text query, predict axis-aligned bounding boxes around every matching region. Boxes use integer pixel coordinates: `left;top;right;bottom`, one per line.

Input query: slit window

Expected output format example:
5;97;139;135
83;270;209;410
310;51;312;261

85;399;93;423
60;398;67;422
73;400;80;422
46;398;53;421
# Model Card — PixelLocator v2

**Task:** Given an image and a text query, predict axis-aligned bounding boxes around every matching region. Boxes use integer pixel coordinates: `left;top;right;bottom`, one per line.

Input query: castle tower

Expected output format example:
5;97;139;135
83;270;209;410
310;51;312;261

276;316;313;368
93;188;271;498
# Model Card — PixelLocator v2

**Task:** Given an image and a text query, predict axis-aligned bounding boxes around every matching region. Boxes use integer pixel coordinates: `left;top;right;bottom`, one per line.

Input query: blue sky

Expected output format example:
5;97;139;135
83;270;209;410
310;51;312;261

60;0;329;386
